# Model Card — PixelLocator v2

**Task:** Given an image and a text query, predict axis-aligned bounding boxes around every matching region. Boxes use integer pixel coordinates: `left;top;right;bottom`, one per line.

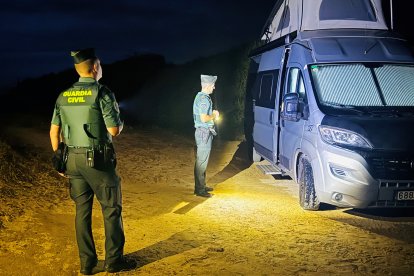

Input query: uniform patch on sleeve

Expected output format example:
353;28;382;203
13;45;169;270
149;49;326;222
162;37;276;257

199;96;210;113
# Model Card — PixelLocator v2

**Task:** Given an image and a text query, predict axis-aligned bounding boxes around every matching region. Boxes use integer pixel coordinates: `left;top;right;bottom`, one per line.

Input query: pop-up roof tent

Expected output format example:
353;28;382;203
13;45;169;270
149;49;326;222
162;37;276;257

262;0;389;42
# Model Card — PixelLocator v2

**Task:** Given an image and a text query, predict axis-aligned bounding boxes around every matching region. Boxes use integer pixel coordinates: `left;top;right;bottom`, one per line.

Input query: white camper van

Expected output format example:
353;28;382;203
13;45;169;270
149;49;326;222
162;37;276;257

250;0;414;210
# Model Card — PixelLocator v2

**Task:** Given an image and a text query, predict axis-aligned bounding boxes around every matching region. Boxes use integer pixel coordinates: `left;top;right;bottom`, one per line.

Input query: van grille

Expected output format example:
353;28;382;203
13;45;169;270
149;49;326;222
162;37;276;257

367;156;414;180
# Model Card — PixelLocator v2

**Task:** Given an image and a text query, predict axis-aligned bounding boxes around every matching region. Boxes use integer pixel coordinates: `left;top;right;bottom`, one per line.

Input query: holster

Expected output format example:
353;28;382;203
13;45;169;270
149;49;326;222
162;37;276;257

87;143;117;170
52;142;68;173
209;127;217;136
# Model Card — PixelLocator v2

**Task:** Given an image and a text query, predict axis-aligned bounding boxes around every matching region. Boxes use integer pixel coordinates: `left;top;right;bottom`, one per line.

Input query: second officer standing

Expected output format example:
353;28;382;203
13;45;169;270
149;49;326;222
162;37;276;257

193;74;220;198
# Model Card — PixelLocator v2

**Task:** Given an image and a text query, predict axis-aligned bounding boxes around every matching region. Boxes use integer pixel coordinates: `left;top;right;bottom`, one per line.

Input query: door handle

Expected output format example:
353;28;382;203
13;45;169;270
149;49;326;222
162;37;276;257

269;111;274;125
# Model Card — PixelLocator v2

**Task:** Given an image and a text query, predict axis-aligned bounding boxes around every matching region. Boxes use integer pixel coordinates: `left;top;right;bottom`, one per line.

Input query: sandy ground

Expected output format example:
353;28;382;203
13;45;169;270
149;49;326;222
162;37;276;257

0;121;414;275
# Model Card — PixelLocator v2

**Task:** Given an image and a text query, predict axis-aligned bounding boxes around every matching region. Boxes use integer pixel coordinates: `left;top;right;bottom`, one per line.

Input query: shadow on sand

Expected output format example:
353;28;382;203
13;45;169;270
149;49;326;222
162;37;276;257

173;140;252;215
346;208;414;221
328;208;414;244
125;232;201;269
208;140;252;186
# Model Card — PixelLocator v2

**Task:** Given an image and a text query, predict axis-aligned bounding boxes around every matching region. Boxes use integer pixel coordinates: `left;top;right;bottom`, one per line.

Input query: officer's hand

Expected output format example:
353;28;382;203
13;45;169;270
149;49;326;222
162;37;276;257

58;172;68;178
213;110;220;119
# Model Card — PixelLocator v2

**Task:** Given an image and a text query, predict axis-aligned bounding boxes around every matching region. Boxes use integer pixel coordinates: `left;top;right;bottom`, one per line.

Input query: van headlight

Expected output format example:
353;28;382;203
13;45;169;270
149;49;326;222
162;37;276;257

318;126;372;149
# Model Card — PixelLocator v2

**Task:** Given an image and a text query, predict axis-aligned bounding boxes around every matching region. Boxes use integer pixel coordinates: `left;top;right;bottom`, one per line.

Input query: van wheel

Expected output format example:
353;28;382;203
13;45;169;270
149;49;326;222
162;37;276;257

298;155;320;211
252;147;262;162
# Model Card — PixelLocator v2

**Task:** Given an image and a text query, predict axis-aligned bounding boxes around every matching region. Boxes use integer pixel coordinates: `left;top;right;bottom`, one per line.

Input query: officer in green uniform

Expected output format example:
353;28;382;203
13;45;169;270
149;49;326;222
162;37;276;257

49;48;135;274
193;74;219;198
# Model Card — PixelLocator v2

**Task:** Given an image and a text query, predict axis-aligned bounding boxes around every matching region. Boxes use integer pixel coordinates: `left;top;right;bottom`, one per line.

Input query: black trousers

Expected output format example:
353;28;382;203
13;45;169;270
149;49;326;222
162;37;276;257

66;150;124;269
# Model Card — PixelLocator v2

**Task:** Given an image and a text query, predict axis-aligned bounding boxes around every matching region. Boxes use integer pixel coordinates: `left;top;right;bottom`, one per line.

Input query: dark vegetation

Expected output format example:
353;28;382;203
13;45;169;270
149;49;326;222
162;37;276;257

0;138;67;229
3;44;259;140
123;44;257;139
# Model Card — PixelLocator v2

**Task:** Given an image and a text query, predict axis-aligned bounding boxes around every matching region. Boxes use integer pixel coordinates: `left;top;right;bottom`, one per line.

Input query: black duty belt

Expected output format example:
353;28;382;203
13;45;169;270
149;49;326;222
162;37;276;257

67;145;109;154
196;126;217;136
67;147;90;154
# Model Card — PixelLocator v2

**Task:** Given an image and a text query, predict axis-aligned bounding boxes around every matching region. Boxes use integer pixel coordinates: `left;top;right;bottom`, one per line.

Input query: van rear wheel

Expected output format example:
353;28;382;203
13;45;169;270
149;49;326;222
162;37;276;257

298;155;320;210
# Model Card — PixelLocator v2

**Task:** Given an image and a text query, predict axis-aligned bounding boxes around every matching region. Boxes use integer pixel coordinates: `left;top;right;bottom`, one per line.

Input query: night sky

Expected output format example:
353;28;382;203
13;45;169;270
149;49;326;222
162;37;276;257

0;0;274;89
0;0;412;90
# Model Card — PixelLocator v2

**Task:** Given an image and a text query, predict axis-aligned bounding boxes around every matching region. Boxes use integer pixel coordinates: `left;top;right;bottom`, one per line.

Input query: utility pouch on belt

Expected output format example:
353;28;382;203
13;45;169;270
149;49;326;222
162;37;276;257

52;142;68;173
86;144;117;169
86;149;95;167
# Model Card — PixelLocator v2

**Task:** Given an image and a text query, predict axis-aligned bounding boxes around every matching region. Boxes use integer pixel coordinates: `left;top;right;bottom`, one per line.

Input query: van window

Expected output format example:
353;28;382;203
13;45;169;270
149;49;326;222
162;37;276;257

374;65;414;106
311;64;382;106
259;74;274;108
311;64;414;107
254;71;279;108
319;0;376;22
287;68;307;102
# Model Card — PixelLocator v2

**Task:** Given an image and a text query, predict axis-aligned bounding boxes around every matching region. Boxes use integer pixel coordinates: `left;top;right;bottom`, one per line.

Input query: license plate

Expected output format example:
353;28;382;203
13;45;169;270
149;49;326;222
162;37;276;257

396;191;414;201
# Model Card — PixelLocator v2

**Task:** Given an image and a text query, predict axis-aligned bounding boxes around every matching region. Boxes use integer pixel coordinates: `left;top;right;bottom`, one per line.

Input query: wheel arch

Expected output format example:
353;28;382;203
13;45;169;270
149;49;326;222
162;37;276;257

294;150;304;183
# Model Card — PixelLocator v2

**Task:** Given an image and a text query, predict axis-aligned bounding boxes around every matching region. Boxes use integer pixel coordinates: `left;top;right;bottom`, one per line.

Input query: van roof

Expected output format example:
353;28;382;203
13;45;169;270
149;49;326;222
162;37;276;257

303;30;414;63
262;0;388;43
251;30;414;64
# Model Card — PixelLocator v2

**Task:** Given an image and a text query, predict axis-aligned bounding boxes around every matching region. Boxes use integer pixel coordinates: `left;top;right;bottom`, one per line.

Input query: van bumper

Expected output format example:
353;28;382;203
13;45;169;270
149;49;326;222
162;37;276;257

316;147;414;208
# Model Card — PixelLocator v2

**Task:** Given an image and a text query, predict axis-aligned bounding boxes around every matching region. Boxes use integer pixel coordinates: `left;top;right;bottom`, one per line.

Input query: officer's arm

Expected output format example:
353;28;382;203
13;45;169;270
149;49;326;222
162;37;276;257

107;124;123;137
200;113;217;123
50;124;61;151
198;95;218;123
99;87;123;136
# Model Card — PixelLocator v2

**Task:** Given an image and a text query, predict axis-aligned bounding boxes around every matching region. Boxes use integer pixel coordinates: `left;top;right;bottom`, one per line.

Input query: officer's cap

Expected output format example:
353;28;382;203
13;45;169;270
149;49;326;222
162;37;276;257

71;48;96;64
201;74;217;85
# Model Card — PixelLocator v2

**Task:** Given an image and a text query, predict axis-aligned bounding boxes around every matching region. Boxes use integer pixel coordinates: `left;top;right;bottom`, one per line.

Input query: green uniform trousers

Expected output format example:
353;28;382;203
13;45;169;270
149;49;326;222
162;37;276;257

194;127;213;194
66;149;124;269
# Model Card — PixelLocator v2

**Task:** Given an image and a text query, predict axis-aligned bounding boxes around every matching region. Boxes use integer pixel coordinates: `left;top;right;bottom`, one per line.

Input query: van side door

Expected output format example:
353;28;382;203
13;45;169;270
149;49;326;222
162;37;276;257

252;71;279;162
252;47;284;163
279;66;307;171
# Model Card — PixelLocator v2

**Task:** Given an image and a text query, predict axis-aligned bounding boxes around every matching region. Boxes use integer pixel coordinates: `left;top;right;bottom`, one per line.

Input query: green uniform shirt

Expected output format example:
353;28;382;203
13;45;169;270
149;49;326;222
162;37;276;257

51;77;122;127
193;92;214;128
51;77;122;146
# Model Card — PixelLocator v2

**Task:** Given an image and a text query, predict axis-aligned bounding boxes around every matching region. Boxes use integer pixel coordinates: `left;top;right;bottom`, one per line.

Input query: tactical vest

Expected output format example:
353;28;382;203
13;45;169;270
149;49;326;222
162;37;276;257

58;81;111;147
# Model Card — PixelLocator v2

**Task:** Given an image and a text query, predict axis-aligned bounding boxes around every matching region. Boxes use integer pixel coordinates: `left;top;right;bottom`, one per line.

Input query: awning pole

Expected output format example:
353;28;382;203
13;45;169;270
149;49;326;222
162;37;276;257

390;0;394;30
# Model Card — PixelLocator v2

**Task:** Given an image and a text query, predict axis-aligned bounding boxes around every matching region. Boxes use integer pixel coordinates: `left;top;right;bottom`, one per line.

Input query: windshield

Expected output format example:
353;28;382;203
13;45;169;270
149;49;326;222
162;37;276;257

310;63;414;113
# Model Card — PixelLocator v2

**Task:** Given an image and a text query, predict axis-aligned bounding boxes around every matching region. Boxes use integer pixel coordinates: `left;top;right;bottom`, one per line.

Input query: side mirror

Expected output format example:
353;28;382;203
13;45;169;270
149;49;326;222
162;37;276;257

281;93;301;122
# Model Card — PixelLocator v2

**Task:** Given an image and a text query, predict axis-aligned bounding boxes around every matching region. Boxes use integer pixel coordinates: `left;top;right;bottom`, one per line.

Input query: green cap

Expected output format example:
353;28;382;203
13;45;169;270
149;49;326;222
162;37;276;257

70;48;96;64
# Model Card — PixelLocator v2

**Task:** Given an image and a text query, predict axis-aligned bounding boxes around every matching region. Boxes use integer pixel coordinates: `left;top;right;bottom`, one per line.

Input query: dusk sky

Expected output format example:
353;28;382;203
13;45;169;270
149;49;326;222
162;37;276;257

0;0;411;90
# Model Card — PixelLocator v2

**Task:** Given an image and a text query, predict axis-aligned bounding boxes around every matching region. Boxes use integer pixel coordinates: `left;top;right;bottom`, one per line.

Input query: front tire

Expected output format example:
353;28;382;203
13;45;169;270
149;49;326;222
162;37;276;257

298;155;320;210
